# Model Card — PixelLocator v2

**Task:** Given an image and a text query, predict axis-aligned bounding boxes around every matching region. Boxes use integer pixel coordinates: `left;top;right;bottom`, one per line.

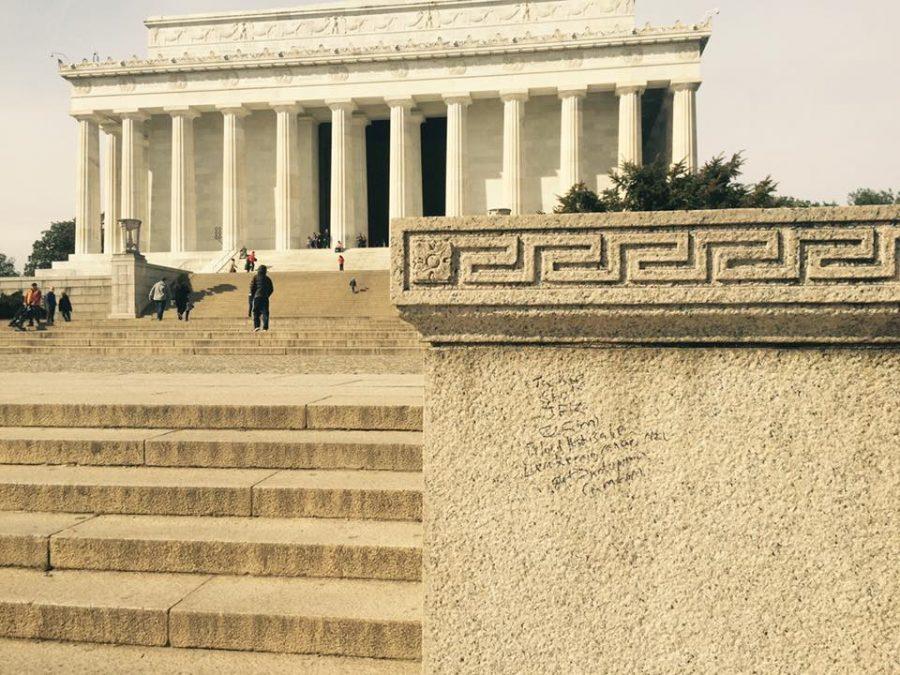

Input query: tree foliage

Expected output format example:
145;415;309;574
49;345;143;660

555;153;841;214
0;253;17;277
24;220;75;277
848;188;898;206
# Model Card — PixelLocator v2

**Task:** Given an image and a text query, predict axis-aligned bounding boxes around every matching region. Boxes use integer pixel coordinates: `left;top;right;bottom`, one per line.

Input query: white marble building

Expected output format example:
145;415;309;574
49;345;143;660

60;0;711;273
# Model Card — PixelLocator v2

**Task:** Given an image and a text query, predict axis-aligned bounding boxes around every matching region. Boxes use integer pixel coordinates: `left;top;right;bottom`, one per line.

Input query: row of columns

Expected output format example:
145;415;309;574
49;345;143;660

73;82;699;255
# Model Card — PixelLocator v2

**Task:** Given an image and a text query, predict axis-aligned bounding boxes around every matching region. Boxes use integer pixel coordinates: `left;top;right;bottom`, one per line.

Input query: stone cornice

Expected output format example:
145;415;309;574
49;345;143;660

391;207;900;345
59;22;711;80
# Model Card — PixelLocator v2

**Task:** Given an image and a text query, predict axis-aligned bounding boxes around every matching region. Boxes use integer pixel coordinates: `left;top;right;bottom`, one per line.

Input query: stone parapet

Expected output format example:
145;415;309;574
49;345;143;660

109;253;184;319
392;206;900;344
391;207;899;673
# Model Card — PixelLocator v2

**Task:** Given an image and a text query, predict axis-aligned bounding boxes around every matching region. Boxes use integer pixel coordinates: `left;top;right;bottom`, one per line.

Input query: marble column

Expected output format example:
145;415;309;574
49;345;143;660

100;121;121;254
444;95;471;217
328;100;355;248
273;104;303;251
671;81;700;171
219;106;249;252
297;116;319;248
74;115;101;255
119;111;148;229
352;113;371;245
168;108;199;254
559;88;586;191
388;98;414;222
501;91;528;215
408;110;424;219
616;84;645;168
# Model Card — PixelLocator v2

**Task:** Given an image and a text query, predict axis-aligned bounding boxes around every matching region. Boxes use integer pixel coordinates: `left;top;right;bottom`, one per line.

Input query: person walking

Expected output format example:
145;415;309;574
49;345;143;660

44;287;57;326
173;274;193;321
247;250;257;272
58;292;73;322
24;283;42;328
349;277;358;294
249;265;274;332
338;254;345;272
228;258;237;273
149;278;169;321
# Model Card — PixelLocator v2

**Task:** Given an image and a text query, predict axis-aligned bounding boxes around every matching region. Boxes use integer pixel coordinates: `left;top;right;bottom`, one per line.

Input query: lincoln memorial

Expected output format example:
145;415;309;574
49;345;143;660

59;0;711;273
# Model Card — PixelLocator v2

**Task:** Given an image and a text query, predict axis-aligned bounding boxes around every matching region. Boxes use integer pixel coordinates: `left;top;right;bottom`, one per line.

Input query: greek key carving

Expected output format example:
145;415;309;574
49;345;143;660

406;226;900;289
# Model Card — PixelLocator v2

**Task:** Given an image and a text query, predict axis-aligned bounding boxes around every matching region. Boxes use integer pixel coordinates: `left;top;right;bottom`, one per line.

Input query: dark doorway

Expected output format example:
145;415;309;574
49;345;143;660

366;120;390;248
421;117;447;217
318;122;331;239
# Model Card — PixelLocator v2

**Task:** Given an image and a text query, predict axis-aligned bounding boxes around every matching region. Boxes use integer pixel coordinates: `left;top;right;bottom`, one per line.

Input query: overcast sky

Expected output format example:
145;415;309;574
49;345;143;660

0;0;897;270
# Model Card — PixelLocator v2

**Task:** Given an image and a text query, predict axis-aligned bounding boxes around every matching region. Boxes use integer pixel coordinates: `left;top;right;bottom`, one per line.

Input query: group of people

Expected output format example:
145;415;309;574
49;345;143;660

8;283;72;331
148;274;194;321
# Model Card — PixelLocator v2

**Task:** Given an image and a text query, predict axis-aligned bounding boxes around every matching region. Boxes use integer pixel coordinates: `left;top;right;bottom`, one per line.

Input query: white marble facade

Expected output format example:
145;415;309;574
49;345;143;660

61;0;711;271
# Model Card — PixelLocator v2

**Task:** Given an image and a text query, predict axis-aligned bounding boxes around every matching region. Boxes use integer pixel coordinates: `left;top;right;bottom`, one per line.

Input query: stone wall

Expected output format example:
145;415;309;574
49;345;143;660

392;206;900;673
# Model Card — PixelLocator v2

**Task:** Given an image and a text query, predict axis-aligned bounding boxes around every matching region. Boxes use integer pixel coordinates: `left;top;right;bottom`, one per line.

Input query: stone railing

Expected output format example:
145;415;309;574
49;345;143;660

392;206;899;674
392;206;900;344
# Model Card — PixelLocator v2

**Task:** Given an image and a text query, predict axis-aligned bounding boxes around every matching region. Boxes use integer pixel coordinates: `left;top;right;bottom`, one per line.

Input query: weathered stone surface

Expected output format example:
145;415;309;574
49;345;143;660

392;206;900;344
169;575;422;659
51;514;422;580
0;568;208;646
0;512;93;569
307;396;424;431
0;638;421;674
145;429;423;471
0;428;159;466
0;465;271;516
254;470;423;521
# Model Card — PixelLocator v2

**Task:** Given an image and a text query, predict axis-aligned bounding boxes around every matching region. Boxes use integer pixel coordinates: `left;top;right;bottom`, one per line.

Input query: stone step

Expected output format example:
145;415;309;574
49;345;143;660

47;513;422;580
0;427;423;471
0;638;420;674
0;329;417;339
0;465;423;520
0;512;93;569
0;346;422;356
0;338;422;347
0;399;423;431
0;568;421;659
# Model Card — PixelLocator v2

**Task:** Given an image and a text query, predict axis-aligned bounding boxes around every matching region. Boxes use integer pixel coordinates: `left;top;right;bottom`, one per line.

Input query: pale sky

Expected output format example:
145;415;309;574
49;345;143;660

0;0;897;270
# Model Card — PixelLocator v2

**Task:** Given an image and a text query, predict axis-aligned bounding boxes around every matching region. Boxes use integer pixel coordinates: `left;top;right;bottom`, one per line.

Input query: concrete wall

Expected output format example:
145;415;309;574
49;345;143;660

392;206;900;673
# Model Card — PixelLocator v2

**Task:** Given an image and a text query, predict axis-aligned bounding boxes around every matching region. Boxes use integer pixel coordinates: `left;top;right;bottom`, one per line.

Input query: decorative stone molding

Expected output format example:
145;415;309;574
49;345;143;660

391;207;900;344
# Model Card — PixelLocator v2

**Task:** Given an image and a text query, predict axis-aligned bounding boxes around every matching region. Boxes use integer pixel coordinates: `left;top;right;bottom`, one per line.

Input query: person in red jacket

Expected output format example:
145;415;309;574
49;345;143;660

338;255;345;272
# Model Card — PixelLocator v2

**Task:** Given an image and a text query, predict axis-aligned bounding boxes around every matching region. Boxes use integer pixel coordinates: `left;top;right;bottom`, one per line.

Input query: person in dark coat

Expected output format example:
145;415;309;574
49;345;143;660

249;265;274;332
44;287;57;325
58;292;73;322
172;274;193;322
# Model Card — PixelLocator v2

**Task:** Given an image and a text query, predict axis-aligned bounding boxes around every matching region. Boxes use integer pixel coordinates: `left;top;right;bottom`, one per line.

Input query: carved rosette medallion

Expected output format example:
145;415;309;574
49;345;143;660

566;51;584;69
169;73;188;90
73;80;92;95
392;62;410;79
502;55;525;72
411;238;453;285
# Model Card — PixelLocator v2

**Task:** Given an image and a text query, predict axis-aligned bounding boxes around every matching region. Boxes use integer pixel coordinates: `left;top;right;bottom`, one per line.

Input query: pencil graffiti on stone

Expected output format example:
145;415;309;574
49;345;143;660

526;373;668;494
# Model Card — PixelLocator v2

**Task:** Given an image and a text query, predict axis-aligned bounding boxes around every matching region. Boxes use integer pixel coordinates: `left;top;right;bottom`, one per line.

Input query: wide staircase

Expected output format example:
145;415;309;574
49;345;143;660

0;382;423;670
0;271;423;357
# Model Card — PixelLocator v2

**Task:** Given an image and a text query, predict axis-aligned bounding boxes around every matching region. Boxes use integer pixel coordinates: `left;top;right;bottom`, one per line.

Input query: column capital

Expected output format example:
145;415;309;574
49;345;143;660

443;94;473;106
71;113;102;124
216;105;251;118
165;107;201;119
326;99;356;112
670;80;702;93
114;110;150;122
385;97;416;109
270;102;304;114
615;83;647;96
500;91;530;103
558;87;588;100
410;110;426;125
98;119;121;135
